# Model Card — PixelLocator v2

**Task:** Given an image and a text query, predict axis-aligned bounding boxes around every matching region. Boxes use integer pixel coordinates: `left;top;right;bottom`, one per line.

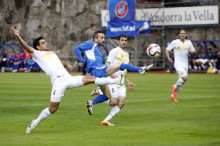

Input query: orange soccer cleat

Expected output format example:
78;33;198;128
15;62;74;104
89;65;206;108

90;87;100;96
100;121;115;126
170;95;178;102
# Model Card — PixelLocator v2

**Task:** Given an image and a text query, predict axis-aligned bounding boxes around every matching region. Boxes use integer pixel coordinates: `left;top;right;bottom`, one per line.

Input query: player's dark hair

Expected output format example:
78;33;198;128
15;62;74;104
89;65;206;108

117;34;128;40
93;31;105;41
178;29;187;39
33;36;44;50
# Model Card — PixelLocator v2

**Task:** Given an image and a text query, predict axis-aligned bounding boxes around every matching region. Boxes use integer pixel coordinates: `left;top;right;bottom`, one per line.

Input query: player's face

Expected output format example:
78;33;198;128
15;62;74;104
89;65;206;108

179;30;187;40
118;37;128;49
96;33;105;46
38;39;49;51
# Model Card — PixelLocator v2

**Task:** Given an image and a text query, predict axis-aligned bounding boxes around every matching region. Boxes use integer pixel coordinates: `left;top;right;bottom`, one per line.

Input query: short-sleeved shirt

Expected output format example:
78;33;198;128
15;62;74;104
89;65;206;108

31;50;69;82
107;46;129;85
167;39;195;67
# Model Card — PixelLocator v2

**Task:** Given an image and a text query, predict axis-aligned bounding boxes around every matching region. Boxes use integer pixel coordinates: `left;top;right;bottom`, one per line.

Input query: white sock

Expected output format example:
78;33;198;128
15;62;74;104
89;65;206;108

95;77;119;85
175;78;184;94
34;108;51;126
105;99;110;104
103;106;120;122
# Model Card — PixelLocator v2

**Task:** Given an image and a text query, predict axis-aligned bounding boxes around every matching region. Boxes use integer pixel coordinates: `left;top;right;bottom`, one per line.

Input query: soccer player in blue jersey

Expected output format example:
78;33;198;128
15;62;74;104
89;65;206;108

74;31;154;114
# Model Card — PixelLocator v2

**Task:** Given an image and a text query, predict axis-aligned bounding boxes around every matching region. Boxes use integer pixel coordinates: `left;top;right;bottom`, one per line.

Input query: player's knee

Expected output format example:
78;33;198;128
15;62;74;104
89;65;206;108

82;76;95;85
182;76;187;82
109;98;118;106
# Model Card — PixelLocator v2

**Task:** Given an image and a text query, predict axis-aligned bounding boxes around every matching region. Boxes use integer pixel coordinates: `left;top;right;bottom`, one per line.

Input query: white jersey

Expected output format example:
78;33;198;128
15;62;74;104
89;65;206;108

167;39;195;67
107;46;129;85
31;50;69;82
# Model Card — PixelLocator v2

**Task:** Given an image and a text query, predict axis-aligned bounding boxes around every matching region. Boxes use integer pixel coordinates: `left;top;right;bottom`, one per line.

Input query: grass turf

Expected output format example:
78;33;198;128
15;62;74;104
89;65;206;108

0;73;220;146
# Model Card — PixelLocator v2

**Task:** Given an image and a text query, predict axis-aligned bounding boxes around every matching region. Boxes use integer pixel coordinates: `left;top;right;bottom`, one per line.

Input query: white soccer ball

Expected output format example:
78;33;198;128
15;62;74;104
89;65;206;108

146;44;161;58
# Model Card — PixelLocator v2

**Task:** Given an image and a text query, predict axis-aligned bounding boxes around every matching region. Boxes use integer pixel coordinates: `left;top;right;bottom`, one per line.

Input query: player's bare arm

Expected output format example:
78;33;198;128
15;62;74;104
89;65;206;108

126;78;135;91
165;49;173;62
11;27;34;54
61;61;74;71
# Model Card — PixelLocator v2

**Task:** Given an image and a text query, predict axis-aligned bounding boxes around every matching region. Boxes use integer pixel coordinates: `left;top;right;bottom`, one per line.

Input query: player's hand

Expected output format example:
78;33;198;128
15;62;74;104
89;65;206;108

168;58;173;63
12;27;20;36
110;74;118;79
67;64;74;71
127;82;135;91
79;62;84;67
189;50;196;55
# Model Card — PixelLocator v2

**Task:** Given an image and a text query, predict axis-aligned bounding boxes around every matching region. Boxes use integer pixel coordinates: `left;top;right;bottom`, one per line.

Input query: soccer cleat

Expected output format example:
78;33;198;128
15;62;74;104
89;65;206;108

26;120;37;134
138;64;154;75
101;121;115;126
170;95;178;102
87;100;93;115
90;87;100;96
172;84;177;97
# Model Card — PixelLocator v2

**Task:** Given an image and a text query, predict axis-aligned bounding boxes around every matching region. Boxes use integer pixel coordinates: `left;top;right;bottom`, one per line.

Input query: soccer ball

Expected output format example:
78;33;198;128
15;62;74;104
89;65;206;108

146;44;161;58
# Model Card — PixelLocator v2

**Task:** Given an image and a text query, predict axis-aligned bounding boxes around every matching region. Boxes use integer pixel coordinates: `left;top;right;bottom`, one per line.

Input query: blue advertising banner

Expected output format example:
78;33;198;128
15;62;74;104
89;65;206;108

107;21;137;37
107;21;150;37
108;0;135;21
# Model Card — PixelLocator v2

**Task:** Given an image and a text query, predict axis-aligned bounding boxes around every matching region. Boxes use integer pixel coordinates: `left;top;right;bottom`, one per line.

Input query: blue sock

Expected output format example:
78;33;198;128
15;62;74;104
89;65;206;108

120;63;142;72
92;95;109;105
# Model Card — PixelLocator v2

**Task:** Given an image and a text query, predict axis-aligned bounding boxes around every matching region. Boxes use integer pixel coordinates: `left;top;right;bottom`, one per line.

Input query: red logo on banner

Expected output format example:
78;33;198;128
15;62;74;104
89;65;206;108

115;1;128;18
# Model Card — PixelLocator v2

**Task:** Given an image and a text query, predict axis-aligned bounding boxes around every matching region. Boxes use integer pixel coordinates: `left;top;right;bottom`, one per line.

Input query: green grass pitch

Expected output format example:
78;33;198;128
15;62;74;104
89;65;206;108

0;72;220;145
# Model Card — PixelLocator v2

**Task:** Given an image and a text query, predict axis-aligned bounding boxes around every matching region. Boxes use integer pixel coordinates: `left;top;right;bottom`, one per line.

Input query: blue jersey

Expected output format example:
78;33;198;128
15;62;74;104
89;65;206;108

74;40;103;73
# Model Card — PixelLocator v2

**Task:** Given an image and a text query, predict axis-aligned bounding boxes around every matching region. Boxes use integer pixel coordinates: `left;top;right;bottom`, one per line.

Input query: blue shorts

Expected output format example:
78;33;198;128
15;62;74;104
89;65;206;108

90;64;109;77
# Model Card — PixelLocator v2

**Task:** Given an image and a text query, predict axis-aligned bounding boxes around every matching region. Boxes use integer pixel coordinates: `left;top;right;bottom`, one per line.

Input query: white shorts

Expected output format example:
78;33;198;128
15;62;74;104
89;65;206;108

109;84;126;98
50;75;84;102
174;65;188;78
196;58;208;64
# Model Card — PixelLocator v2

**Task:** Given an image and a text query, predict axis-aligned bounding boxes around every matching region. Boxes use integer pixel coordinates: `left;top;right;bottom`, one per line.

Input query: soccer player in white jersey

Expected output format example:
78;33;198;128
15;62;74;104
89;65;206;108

165;29;196;102
90;34;135;126
11;27;122;134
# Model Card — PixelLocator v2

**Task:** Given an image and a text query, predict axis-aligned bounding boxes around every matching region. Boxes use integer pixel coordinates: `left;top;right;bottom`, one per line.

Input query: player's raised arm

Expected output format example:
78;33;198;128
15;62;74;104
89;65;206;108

11;27;34;54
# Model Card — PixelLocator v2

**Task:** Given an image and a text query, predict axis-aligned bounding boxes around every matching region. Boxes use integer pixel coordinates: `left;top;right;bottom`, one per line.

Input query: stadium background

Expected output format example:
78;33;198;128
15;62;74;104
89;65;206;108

0;1;220;145
1;0;220;71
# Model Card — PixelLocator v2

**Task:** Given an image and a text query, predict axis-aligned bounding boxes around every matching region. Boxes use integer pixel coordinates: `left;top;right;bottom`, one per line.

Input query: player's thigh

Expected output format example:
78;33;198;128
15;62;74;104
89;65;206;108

175;65;188;78
117;85;126;97
106;62;121;75
50;78;67;102
109;84;119;98
66;75;84;89
100;85;111;98
50;76;84;102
